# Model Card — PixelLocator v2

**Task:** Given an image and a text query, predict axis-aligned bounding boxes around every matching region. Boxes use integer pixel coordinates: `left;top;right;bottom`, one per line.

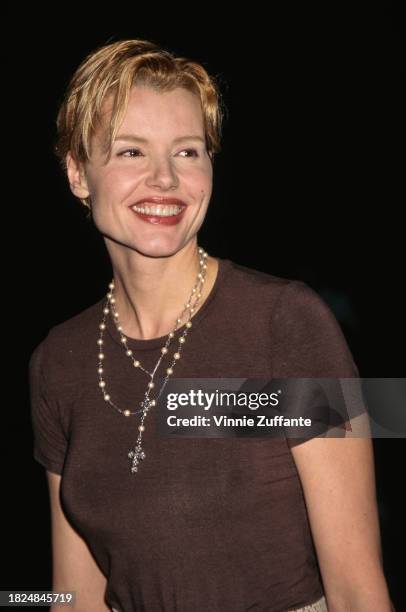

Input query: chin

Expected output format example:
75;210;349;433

127;236;192;260
103;222;200;260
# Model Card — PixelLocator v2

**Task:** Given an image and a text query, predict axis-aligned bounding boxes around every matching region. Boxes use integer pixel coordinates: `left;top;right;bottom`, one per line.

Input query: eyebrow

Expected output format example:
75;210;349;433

114;134;205;144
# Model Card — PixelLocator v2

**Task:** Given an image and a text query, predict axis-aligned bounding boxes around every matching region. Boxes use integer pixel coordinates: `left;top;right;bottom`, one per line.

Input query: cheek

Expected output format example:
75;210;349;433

91;173;131;211
103;168;133;192
188;161;212;185
193;168;212;195
200;178;213;203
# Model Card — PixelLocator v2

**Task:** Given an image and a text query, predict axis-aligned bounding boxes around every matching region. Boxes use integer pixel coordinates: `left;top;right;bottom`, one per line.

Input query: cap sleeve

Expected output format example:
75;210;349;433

272;280;360;377
29;336;68;475
271;280;366;447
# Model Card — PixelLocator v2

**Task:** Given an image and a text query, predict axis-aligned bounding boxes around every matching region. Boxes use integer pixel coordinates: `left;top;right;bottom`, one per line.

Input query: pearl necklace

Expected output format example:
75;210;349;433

97;247;209;474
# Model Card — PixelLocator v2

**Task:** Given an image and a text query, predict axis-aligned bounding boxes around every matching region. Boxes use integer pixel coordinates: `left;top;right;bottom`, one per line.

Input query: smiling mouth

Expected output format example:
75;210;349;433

131;204;184;217
130;203;186;226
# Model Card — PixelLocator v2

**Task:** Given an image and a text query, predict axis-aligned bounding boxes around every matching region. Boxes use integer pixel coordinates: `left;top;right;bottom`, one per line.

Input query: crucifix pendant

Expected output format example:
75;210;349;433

127;397;150;473
128;444;146;473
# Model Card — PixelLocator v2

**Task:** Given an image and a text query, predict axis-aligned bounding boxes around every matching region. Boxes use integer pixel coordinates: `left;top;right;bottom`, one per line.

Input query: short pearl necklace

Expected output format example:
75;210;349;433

97;248;209;474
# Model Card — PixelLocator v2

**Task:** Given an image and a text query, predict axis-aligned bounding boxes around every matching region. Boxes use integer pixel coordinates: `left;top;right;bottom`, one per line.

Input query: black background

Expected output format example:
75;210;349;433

4;2;405;610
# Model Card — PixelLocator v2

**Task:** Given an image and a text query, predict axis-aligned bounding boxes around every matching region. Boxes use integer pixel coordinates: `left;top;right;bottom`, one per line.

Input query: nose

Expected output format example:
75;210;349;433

145;156;179;190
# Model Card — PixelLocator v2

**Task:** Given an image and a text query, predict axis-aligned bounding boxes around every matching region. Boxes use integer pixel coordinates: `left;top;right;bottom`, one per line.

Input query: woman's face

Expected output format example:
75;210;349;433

67;85;213;258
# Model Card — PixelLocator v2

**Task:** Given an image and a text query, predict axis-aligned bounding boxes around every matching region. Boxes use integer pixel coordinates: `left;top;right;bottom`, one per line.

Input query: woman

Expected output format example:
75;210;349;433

29;39;395;611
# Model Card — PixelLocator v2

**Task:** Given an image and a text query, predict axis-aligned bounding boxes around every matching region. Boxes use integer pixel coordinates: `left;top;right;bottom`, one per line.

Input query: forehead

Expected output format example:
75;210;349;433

101;85;205;137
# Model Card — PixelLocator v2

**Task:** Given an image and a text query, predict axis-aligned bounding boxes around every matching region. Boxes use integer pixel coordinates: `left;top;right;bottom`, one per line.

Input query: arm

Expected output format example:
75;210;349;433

47;471;110;612
290;434;395;611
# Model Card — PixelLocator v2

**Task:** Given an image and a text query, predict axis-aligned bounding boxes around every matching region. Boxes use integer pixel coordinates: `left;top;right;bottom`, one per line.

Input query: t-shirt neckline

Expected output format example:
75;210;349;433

103;256;231;351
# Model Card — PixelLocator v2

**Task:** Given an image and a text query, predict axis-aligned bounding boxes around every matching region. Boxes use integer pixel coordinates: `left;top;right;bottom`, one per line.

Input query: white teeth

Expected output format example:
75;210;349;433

132;204;183;216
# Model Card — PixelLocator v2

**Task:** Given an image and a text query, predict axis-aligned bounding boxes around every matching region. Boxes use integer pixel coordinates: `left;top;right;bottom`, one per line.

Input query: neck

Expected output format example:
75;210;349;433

107;241;218;340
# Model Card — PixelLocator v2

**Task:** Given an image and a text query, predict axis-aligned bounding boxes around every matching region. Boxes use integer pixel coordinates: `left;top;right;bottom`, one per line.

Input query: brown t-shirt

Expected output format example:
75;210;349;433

29;257;359;612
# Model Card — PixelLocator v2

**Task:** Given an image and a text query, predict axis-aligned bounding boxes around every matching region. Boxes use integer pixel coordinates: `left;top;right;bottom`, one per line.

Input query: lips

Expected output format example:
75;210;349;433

132;196;187;208
130;197;187;226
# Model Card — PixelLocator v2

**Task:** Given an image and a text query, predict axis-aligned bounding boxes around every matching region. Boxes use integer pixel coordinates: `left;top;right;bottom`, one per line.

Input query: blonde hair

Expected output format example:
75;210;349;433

54;38;227;211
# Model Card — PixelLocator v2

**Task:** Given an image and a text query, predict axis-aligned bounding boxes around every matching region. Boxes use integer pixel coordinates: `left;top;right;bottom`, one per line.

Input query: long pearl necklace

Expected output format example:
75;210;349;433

97;247;209;474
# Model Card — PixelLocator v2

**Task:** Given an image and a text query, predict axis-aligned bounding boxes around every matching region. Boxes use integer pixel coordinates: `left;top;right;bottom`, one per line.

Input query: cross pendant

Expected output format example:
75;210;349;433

128;444;146;473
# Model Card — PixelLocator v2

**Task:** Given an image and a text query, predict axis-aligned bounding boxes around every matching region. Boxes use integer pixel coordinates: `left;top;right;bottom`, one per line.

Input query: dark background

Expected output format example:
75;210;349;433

4;2;405;610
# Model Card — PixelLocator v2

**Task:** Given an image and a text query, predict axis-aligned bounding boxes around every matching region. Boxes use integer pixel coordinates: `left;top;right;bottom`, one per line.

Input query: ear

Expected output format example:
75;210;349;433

66;152;91;200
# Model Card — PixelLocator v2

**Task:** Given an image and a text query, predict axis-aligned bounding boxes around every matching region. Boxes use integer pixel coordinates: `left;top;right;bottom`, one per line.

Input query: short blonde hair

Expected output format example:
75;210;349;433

54;38;227;210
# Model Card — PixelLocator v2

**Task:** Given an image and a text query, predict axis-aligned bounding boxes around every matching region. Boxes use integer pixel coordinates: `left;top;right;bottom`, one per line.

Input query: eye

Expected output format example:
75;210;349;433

117;148;199;159
118;148;143;158
178;149;199;158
